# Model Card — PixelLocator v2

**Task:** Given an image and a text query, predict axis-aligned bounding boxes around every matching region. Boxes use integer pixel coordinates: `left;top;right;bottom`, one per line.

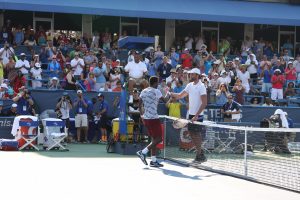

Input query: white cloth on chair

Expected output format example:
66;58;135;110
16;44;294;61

11;115;38;140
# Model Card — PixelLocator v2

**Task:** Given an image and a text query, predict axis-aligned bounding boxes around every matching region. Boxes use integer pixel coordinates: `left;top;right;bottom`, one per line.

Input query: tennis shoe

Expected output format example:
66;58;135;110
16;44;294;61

150;161;164;168
194;153;207;163
136;150;148;165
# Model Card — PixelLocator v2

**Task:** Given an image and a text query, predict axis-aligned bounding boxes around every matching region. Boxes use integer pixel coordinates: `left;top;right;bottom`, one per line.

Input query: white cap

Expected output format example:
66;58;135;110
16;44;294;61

11;103;17;108
184;48;189;51
77;90;83;94
221;70;227;74
116;59;120;62
0;83;8;89
274;69;281;73
234;57;240;61
35;63;41;68
214;60;221;65
20;53;26;56
201;73;207;77
288;61;293;64
98;93;104;97
213;72;219;76
188;68;201;75
52;77;58;80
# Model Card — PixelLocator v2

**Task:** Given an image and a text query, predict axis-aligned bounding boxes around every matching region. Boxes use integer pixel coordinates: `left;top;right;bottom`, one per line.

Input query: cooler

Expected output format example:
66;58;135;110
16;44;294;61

112;118;134;142
0;139;19;151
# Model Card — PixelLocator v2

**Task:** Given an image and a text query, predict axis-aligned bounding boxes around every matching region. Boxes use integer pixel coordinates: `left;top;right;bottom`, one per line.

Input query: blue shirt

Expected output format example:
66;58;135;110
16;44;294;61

48;61;61;71
170;52;179;68
99;100;109;115
74;98;88;114
147;63;157;77
93;66;107;84
204;61;212;75
173;86;184;93
17;97;32;115
263;69;272;83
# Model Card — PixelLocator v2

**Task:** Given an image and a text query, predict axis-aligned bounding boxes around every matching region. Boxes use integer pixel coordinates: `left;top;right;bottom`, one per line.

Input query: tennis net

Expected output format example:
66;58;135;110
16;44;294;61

160;115;300;192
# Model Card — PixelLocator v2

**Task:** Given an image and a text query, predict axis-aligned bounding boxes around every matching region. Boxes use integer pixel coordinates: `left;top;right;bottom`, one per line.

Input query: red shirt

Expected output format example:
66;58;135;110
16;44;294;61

112;87;122;92
285;67;297;80
271;74;285;89
181;53;193;69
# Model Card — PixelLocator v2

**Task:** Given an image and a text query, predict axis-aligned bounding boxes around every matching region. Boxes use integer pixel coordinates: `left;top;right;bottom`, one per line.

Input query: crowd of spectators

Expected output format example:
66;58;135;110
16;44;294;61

0;21;300;142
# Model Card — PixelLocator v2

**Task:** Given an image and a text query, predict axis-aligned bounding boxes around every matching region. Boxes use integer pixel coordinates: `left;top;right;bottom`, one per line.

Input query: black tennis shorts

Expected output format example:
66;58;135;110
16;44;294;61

188;115;206;134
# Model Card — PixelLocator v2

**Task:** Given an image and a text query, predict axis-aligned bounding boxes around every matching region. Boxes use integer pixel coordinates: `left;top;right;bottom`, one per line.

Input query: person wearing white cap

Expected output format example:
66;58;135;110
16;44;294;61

48;55;61;76
245;53;258;84
166;68;178;89
30;62;43;88
0;83;8;99
15;52;30;75
271;68;285;100
48;76;61;90
285;61;297;84
71;52;85;79
237;64;250;93
170;67;208;163
217;69;231;88
73;90;89;143
6;103;18;116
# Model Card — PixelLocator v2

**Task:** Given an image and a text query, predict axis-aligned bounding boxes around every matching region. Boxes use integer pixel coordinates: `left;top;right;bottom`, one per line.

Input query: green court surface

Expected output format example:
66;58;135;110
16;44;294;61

0;144;299;200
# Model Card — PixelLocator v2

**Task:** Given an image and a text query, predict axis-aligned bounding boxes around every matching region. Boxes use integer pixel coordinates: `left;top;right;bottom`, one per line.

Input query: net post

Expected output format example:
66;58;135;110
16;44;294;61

243;128;248;177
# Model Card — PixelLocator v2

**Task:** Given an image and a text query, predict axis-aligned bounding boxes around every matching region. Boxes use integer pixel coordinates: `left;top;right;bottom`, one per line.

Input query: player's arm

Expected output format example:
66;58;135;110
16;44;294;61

191;94;207;122
170;90;188;100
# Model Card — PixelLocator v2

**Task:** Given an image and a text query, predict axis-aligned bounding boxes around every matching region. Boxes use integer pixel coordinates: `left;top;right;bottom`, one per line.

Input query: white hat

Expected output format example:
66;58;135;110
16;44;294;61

35;63;41;68
0;83;8;89
52;77;58;80
274;69;281;73
184;48;189;51
20;53;26;56
77;90;83;94
289;57;294;60
201;73;207;77
188;68;201;75
221;70;227;75
234;57;240;61
176;64;182;69
213;72;219;76
98;93;104;97
11;103;17;108
214;60;221;65
288;61;293;64
116;59;120;62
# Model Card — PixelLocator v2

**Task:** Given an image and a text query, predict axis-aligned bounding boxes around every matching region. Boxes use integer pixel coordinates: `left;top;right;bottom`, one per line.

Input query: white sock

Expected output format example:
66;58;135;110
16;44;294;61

151;156;157;162
142;148;149;155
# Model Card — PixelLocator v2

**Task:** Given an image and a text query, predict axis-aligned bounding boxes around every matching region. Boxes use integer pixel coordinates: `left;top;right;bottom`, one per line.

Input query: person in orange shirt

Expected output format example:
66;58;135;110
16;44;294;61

112;80;122;92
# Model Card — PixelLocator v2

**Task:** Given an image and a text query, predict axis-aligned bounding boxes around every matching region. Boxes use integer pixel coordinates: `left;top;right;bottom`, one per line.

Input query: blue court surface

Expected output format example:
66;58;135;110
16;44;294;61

0;144;299;200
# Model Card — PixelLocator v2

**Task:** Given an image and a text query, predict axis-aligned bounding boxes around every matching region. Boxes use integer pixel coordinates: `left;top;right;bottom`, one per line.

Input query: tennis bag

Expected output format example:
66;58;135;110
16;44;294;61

0;139;19;151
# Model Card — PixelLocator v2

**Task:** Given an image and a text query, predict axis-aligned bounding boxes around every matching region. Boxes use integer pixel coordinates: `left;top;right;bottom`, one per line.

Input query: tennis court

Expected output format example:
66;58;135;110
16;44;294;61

0;144;299;200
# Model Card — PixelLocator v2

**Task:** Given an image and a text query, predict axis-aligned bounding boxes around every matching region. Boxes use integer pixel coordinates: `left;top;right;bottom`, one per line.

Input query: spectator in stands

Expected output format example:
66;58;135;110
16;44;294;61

273;59;285;76
217;70;231;87
65;67;77;90
154;45;164;68
96;93;109;142
0;57;3;83
245;53;258;84
56;92;72;141
12;70;26;93
250;97;261;106
71;52;85;80
271;69;285;100
219;38;230;56
125;53;148;92
169;47;179;68
4;56;15;80
12;88;34;116
48;55;61;76
56;49;66;71
165;68;178;90
112;80;122;92
260;61;272;96
157;56;172;80
30;63;42;89
84;72;96;92
6;103;18;116
237;64;250;93
46;40;56;61
216;83;230;106
24;25;36;46
93;61;107;91
293;55;300;74
158;79;170;98
180;48;193;69
0;41;15;66
195;34;205;52
263;41;274;58
217;56;226;73
285;61;297;85
0;83;8;99
284;82;296;98
241;36;252;57
15;53;30;76
232;78;245;105
109;67;121;90
233;57;240;69
166;97;181;118
37;31;47;46
74;90;89;143
262;97;273;106
48;77;61;90
0;101;5;116
102;31;112;50
221;94;241;122
282;39;293;57
184;34;193;51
